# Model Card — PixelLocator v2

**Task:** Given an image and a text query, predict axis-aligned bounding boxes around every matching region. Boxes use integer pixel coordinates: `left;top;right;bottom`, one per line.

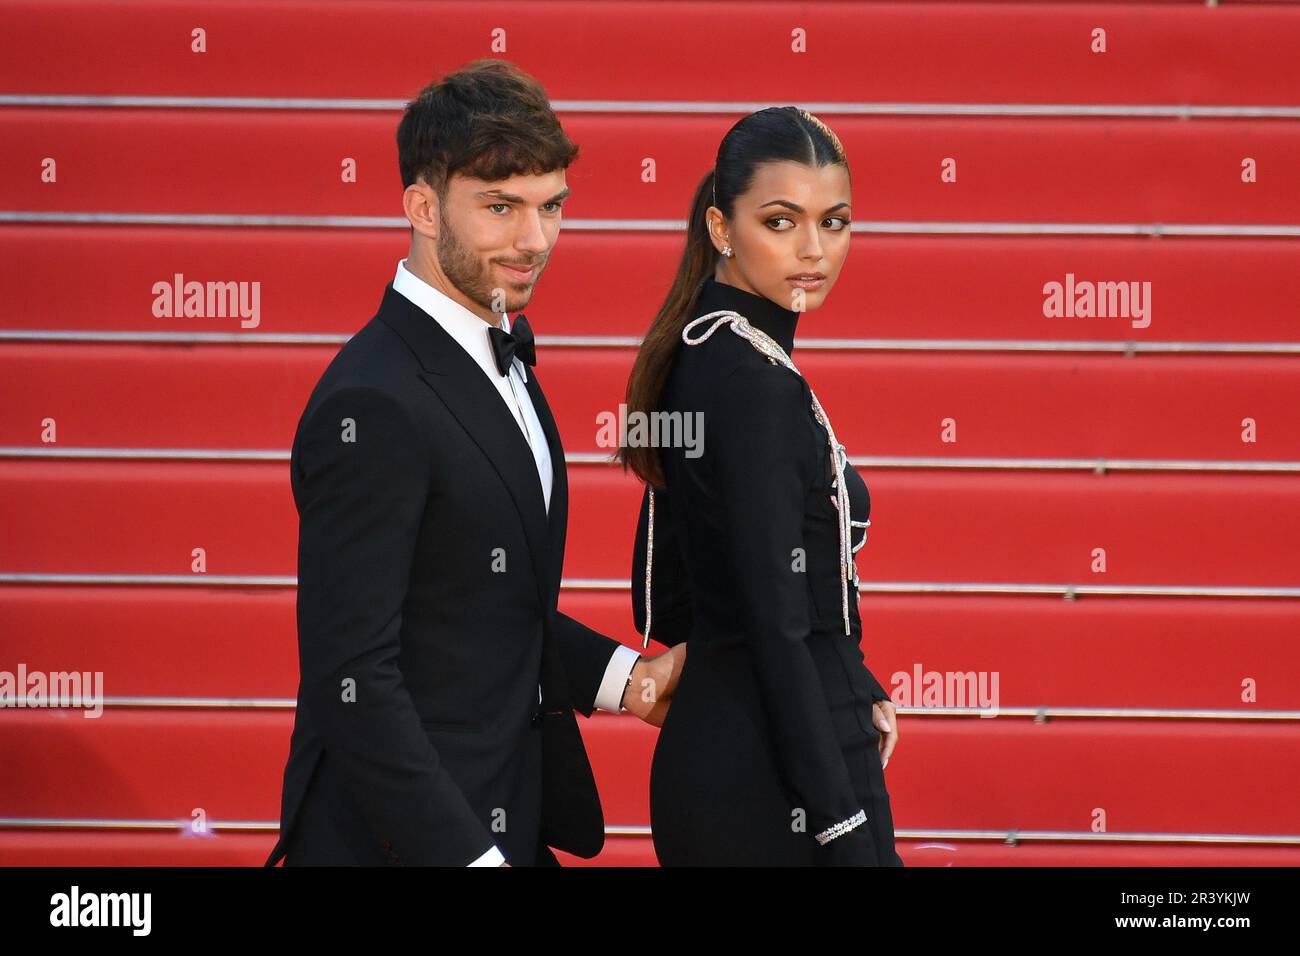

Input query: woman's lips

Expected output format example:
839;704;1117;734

786;276;825;290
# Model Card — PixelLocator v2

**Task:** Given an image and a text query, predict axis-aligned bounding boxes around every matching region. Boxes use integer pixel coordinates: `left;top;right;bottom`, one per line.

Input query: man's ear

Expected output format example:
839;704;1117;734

402;178;439;240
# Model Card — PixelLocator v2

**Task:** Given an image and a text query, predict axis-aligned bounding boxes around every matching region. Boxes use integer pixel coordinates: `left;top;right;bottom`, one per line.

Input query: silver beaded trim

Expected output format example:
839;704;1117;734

677;309;861;636
641;483;655;649
815;809;868;845
830;478;871;587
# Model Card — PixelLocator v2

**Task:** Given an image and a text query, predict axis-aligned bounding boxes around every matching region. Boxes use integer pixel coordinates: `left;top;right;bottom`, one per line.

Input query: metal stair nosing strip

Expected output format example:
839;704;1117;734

5;328;1300;354
0;818;1296;848
5;94;1300;120
5;210;1300;238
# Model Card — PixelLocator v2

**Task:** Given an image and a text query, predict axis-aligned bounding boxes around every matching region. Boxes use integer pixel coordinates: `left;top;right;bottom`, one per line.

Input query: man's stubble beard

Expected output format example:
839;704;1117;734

437;213;542;319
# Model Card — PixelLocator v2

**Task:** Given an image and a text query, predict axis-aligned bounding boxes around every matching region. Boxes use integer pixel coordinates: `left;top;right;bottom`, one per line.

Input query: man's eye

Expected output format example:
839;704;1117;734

543;202;562;213
488;203;510;214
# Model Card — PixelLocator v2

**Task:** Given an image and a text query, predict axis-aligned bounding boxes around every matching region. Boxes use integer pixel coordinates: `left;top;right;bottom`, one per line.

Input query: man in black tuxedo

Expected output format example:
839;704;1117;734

265;59;683;867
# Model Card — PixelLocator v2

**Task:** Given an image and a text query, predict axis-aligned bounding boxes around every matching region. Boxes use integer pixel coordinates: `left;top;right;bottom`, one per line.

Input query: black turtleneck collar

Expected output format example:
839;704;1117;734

693;276;800;355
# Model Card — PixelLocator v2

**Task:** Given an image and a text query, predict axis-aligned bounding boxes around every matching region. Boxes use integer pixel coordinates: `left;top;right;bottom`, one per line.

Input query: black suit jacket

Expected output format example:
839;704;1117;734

264;283;626;866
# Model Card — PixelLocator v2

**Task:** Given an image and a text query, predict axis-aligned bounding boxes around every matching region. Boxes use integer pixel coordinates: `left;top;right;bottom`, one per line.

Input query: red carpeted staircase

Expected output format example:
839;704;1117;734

1;0;1298;866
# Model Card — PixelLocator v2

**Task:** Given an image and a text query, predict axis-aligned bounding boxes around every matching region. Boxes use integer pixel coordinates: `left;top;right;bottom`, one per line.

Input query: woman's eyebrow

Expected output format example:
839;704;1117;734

757;199;850;214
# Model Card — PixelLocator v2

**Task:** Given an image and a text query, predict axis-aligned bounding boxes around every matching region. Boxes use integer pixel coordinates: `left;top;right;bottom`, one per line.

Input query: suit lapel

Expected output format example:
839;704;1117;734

517;353;579;715
377;285;551;611
523;366;568;600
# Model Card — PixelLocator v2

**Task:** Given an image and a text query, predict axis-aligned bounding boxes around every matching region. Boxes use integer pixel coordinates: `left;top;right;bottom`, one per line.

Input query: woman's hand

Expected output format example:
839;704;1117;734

871;698;898;770
622;643;687;727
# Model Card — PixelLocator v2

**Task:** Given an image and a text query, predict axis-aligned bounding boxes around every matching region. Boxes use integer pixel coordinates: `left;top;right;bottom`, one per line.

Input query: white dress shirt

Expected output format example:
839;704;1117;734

392;259;641;866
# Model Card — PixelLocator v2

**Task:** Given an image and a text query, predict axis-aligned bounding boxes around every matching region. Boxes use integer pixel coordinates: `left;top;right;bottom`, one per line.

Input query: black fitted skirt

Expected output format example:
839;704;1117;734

649;632;903;866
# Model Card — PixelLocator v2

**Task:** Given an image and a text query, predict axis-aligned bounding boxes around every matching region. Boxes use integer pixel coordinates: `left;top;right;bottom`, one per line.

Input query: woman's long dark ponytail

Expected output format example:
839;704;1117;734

616;169;719;486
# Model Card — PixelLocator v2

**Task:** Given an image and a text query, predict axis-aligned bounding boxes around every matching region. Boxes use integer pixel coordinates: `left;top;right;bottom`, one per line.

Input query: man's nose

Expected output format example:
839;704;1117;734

514;210;550;255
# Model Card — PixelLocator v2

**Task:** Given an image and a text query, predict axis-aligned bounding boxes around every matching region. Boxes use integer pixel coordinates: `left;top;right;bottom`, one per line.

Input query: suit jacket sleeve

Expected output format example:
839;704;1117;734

863;666;891;705
711;363;877;865
631;483;694;646
294;386;495;865
549;610;625;718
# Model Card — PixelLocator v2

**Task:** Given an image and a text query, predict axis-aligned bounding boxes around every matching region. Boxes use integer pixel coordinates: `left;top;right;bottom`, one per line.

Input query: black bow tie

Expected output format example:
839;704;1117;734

487;313;537;377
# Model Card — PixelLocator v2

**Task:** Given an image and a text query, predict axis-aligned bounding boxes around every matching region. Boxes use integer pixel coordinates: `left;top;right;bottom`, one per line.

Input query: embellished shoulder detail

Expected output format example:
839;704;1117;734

638;308;864;642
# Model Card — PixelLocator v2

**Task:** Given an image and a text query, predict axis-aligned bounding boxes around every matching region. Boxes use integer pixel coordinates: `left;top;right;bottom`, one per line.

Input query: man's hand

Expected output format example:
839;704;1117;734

620;643;687;727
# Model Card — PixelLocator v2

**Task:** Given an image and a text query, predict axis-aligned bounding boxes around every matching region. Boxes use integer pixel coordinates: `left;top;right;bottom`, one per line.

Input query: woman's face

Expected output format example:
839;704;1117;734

708;160;852;313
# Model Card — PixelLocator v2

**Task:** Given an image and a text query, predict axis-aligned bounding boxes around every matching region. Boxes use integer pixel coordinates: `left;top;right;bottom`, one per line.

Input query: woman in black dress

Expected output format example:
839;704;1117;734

618;107;903;866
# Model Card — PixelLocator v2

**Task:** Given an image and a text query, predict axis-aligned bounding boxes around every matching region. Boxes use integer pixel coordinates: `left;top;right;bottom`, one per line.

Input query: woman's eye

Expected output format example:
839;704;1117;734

767;216;849;230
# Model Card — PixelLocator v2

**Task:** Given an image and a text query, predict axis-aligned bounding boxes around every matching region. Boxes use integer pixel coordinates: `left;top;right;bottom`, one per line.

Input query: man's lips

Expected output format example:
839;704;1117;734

499;262;538;280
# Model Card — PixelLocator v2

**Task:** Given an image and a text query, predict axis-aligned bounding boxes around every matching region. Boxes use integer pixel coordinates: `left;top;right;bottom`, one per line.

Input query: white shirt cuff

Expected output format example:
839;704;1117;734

593;644;642;713
467;844;505;867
